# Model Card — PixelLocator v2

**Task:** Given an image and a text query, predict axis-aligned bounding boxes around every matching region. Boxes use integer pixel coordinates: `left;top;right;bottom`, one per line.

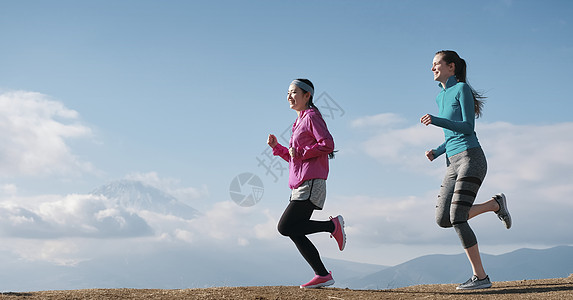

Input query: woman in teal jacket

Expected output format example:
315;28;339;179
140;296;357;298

420;50;512;290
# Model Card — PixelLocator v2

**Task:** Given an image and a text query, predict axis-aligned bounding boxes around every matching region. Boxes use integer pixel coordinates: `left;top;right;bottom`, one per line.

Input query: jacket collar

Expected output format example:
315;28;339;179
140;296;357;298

439;75;458;90
298;107;320;119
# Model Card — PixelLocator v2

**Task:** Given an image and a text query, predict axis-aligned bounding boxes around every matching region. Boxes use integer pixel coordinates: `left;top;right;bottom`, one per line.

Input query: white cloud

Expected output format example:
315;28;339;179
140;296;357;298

349;113;443;173
186;201;264;241
0;90;95;177
174;228;195;243
0;184;17;195
350;113;407;129
479;122;573;195
318;192;443;247
0;190;274;264
0;163;278;263
0;194;152;239
254;209;279;240
10;240;85;266
352;115;573;191
125;171;209;205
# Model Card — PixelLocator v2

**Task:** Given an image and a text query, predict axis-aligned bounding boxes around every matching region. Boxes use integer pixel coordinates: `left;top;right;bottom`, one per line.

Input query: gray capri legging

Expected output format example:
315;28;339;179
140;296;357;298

436;147;487;249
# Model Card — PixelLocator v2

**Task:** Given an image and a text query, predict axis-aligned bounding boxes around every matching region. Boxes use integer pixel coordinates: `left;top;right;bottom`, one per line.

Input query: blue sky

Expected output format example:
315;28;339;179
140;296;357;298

0;0;572;276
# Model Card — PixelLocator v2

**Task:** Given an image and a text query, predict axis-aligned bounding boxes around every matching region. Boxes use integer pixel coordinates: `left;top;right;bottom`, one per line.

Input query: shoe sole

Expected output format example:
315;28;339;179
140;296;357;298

300;279;335;289
336;215;346;251
456;282;492;290
496;193;511;229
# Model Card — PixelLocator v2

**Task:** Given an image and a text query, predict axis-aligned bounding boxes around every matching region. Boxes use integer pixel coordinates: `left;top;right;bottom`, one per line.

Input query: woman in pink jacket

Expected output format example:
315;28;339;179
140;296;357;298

267;79;346;289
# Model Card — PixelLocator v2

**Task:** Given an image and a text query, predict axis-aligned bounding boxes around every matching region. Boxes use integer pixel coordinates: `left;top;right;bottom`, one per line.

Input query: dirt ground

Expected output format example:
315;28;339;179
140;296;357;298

1;275;572;299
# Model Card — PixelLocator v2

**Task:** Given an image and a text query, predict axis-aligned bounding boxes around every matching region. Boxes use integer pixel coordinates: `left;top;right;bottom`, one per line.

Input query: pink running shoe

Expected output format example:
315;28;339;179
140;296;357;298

330;215;346;251
300;272;335;289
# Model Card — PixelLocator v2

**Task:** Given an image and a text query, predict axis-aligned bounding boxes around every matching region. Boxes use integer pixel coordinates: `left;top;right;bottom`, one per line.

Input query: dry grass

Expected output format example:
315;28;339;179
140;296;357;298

2;275;572;299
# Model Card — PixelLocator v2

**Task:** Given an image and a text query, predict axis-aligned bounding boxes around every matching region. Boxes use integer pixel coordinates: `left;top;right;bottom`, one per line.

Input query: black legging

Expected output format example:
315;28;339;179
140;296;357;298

277;200;335;276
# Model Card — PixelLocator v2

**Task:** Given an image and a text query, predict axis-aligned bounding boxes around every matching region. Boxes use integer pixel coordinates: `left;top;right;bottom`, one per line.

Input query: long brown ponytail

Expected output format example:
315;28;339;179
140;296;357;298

436;50;486;118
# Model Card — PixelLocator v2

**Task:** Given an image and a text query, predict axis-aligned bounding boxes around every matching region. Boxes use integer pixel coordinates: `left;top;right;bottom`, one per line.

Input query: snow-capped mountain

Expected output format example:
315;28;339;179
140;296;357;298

91;180;201;219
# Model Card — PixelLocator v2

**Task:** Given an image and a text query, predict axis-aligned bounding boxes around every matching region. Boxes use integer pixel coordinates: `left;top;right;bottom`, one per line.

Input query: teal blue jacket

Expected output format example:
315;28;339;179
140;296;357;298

431;76;480;158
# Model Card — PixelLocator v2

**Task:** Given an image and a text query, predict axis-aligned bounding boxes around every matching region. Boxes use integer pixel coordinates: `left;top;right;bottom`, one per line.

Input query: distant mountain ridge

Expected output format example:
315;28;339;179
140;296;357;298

342;245;573;290
90;180;201;219
0;244;570;291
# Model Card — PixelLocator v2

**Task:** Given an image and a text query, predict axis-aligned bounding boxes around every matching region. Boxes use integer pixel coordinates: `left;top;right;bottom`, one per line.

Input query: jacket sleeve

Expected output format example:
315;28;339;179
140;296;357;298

272;143;290;162
433;142;446;158
298;114;335;160
431;84;475;135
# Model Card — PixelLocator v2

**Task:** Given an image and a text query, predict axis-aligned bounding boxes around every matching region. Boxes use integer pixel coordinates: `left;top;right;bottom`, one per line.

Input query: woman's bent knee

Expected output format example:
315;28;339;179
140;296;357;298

436;217;452;228
277;222;291;236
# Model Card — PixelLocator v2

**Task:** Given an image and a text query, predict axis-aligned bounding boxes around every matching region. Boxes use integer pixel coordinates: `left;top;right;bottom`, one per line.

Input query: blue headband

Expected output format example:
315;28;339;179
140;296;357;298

291;80;314;96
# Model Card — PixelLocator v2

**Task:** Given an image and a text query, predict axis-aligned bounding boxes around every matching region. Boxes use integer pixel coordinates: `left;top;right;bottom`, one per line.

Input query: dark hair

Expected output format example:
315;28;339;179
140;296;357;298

294;78;336;159
294;78;317;110
435;50;486;118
